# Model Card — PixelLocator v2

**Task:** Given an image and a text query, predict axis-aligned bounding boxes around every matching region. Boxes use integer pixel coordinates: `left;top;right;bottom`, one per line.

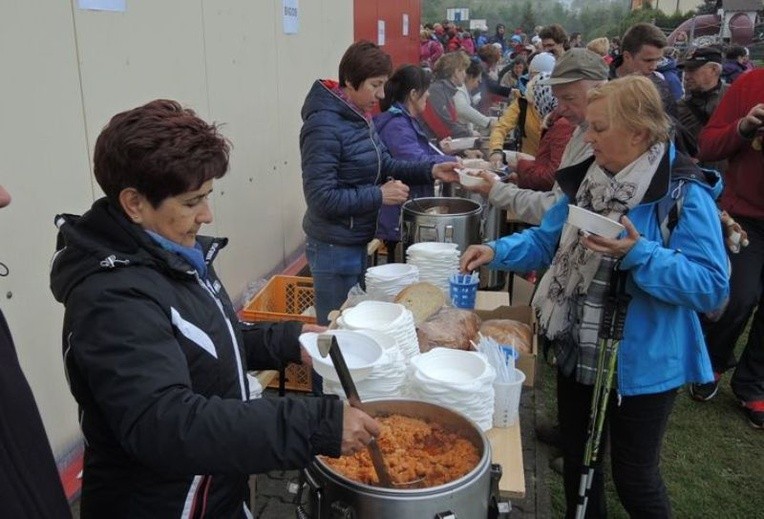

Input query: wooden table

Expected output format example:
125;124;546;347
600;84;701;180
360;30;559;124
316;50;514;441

487;422;525;498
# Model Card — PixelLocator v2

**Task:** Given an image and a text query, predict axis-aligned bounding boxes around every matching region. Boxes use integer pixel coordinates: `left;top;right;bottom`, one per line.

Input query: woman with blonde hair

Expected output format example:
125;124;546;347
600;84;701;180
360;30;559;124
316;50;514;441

587;36;612;65
420;51;475;139
462;75;728;517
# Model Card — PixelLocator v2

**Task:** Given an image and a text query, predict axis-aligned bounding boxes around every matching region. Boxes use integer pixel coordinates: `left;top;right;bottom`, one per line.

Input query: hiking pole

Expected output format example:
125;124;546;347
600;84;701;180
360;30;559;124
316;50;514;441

575;265;631;519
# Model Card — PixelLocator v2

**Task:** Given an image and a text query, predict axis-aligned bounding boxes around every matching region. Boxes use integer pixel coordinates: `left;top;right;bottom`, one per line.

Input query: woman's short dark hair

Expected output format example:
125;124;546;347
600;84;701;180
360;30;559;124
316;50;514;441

466;60;483;79
539;24;568;45
477;44;501;67
93;99;230;208
380;65;431;112
338;41;393;89
726;45;746;60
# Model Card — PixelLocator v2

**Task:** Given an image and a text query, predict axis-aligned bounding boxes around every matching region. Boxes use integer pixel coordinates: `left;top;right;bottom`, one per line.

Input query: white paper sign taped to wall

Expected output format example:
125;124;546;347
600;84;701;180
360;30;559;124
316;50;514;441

283;0;299;35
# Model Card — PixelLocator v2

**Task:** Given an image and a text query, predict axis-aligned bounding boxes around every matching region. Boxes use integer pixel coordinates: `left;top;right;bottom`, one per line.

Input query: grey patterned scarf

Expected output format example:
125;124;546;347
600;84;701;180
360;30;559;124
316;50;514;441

533;142;665;342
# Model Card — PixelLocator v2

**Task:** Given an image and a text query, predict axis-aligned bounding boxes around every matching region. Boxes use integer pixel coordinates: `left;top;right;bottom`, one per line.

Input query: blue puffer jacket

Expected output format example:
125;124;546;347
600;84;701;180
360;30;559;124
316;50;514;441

300;80;434;246
657;57;683;102
487;146;729;396
373;103;458;241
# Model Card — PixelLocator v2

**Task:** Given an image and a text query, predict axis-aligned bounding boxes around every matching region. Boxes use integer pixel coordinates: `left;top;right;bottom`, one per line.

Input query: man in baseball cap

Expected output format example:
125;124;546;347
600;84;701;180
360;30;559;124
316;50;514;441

470;49;609;225
678;46;723;69
677;46;727;166
539;48;609;86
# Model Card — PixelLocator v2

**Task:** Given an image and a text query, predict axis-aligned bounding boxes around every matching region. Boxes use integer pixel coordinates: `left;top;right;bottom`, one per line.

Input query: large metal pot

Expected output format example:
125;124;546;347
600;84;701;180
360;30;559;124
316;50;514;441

401;197;482;256
300;399;493;519
433;185;507;290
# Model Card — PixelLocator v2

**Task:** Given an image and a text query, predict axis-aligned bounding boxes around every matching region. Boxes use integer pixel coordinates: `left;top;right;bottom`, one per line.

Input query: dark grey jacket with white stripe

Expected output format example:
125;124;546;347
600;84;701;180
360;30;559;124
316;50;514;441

50;198;343;519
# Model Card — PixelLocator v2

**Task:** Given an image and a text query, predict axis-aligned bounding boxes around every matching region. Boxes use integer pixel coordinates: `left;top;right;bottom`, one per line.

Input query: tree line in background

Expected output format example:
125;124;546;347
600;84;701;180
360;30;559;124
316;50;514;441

422;0;703;40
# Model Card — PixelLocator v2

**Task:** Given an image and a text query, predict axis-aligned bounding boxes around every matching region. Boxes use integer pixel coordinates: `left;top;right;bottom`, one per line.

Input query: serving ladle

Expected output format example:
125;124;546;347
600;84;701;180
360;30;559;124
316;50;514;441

317;333;395;488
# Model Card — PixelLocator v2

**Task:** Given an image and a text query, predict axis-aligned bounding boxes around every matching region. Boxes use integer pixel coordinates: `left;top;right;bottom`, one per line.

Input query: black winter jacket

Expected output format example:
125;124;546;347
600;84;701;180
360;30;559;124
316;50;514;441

0;310;72;518
300;80;434;246
50;199;343;518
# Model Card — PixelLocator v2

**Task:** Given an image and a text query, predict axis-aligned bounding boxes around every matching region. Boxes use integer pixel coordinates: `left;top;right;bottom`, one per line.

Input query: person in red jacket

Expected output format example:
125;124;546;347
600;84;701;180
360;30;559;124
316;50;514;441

694;68;764;429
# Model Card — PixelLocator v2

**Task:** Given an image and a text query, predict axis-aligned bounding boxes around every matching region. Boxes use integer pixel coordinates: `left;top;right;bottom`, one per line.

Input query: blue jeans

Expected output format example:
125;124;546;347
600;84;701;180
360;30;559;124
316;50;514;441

306;238;367;325
306;238;366;395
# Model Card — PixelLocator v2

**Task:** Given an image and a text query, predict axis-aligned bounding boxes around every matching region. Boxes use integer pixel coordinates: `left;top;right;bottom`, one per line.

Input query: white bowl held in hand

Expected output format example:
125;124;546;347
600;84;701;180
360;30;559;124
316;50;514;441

567;205;625;239
299;330;383;383
449;137;478;151
457;168;488;187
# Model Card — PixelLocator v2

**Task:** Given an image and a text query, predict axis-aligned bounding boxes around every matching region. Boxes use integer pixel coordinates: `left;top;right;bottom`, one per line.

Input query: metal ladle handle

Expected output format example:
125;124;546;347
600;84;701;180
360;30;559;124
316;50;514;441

316;333;394;488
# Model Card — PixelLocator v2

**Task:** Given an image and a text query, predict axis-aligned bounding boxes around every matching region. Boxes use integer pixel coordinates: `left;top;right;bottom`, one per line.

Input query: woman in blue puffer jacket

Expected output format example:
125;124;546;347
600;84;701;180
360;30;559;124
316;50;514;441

373;65;459;261
300;41;458;326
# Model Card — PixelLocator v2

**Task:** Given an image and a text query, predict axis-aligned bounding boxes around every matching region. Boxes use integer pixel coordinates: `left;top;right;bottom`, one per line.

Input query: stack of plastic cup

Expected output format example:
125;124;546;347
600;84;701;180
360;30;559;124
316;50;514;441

449;272;480;309
493;369;526;427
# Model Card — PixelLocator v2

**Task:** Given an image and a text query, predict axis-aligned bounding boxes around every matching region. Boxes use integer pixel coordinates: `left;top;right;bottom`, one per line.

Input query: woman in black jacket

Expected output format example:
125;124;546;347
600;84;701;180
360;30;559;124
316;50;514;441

50;100;379;518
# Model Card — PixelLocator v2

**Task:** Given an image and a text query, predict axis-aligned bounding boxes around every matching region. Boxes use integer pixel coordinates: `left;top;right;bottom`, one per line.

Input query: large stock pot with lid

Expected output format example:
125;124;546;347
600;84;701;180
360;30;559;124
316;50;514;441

297;399;500;519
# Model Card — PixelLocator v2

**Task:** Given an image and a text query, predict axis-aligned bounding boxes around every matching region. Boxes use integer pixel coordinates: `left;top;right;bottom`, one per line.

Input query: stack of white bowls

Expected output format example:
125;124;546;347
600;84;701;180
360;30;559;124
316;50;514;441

406;242;461;294
338;301;420;362
365;263;419;301
322;330;408;400
407;348;496;431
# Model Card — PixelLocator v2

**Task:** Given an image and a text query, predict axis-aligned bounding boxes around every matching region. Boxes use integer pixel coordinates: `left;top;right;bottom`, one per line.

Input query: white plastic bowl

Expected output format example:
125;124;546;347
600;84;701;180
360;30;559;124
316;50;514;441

411;348;489;384
457;168;488;187
406;242;459;255
366;263;418;280
354;329;398;352
341;301;405;330
299;330;383;383
461;158;492;169
567;205;625;239
448;137;478;151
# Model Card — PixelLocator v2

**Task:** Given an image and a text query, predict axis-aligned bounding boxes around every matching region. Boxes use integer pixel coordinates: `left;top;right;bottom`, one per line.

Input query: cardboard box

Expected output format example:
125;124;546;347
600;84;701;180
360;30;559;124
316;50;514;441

475;292;537;387
474;275;536;308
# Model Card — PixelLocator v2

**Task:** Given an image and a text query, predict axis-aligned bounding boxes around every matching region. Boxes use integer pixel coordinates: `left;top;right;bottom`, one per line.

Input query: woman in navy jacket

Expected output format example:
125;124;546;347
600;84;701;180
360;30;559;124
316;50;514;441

373;65;458;260
300;41;458;326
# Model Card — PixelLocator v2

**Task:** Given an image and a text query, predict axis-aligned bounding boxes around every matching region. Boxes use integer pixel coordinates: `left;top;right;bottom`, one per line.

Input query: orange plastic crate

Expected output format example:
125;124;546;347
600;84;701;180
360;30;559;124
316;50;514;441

241;276;315;392
241;275;316;324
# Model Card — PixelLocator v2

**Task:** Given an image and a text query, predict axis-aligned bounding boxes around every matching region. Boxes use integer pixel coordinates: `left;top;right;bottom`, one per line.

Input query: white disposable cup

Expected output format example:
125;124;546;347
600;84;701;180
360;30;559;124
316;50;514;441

493;369;526;427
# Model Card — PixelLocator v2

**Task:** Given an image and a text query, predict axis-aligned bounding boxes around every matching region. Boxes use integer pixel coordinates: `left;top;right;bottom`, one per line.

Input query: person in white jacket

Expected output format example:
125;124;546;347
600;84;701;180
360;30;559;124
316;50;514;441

453;60;496;133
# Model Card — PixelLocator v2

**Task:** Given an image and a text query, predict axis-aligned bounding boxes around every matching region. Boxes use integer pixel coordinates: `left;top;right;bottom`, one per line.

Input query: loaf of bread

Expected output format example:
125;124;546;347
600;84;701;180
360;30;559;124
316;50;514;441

416;307;481;353
479;319;533;354
394;282;446;325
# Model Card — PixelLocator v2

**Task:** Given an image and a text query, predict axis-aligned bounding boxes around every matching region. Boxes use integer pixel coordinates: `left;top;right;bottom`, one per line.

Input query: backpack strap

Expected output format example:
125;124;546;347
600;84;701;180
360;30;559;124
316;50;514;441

656;143;711;246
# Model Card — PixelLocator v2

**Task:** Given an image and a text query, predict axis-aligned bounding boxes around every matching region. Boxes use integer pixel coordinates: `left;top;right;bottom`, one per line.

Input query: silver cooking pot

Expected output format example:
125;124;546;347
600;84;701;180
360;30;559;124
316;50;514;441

401;197;482;254
298;399;495;519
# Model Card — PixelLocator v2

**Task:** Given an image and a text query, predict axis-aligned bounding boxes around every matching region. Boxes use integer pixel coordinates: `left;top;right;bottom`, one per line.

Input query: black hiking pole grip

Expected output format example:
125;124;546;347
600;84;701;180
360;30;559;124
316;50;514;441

599;294;616;339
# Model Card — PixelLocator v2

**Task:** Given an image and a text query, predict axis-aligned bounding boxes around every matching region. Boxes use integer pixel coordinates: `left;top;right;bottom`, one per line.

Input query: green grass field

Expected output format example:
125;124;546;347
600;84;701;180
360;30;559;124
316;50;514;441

540;324;763;517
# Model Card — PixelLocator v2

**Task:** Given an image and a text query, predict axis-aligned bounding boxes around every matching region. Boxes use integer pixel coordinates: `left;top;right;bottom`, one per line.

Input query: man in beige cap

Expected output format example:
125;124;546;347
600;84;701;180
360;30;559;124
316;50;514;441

467;49;608;224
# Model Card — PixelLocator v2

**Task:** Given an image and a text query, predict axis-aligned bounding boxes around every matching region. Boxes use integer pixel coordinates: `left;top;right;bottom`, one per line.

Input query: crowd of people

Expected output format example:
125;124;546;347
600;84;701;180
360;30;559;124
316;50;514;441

410;17;761;519
2;13;761;519
300;19;761;519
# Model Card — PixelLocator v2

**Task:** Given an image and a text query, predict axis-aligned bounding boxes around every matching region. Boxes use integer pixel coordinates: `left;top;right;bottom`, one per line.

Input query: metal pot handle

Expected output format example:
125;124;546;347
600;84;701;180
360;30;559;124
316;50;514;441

295;469;323;519
416;224;439;242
